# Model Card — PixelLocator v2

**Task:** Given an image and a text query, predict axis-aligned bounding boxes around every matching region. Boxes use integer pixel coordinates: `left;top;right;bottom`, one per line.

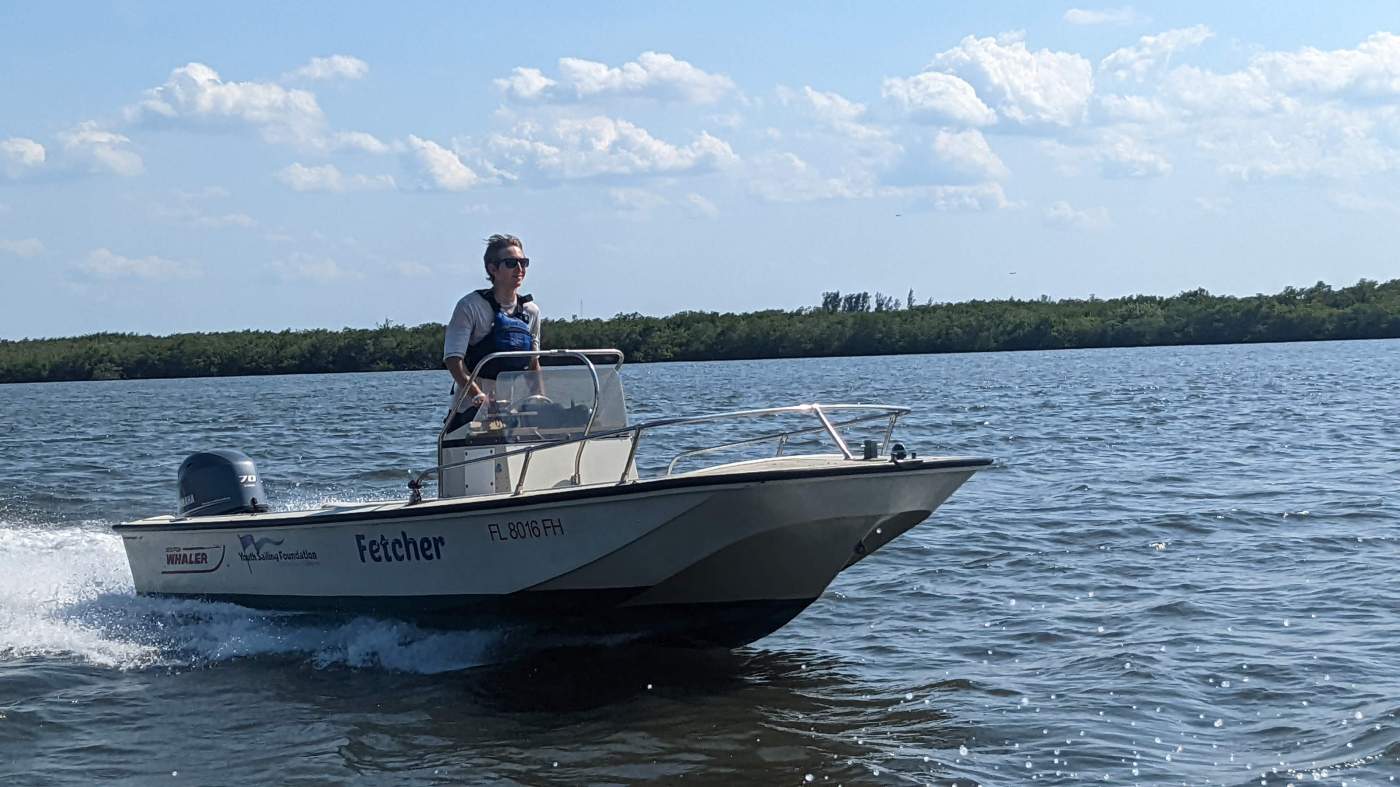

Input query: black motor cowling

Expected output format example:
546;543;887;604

178;449;269;517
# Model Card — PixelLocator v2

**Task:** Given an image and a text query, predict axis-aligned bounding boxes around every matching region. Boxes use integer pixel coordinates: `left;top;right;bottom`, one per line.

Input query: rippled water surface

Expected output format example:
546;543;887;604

3;340;1399;785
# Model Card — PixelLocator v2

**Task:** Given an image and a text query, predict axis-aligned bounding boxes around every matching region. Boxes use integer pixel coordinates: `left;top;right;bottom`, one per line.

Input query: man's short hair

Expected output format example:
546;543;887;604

483;234;523;266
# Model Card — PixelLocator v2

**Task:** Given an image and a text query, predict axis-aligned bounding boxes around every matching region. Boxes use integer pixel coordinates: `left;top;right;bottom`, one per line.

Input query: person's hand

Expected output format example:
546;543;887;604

457;385;487;411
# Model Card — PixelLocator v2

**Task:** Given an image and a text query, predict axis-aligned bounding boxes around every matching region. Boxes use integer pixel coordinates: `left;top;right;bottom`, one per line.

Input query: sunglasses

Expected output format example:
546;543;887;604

492;257;530;270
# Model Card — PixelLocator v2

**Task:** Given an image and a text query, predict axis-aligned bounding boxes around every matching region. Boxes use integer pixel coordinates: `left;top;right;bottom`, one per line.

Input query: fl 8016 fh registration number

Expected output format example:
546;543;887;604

487;517;564;544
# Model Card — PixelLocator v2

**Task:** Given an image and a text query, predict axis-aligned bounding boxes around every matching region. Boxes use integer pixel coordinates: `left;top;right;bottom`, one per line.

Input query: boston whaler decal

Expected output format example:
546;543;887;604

487;516;565;544
162;545;225;574
237;533;319;573
355;532;446;564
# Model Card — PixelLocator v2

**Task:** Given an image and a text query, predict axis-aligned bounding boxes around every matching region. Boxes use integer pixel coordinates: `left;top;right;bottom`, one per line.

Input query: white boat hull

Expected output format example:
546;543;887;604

117;456;988;647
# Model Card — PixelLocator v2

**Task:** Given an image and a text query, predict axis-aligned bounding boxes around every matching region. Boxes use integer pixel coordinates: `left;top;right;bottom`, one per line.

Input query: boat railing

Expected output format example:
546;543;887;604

413;402;909;503
439;348;625;485
445;348;625;432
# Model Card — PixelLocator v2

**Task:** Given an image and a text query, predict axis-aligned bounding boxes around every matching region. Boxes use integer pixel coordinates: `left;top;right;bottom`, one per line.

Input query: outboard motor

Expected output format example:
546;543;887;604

177;449;269;517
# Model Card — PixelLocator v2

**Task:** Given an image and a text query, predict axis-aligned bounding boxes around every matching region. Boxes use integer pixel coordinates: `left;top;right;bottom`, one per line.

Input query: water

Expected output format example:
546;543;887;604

2;340;1399;785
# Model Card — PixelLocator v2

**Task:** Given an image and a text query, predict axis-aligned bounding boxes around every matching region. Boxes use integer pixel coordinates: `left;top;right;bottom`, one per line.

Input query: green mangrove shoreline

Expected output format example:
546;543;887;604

3;279;1398;384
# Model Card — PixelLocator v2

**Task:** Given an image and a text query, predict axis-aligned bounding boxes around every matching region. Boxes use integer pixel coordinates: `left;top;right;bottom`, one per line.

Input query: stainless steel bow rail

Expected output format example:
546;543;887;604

662;403;902;476
412;399;910;504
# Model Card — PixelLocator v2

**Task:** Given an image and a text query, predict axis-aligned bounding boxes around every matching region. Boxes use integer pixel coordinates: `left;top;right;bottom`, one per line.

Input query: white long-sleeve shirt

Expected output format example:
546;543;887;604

442;291;541;363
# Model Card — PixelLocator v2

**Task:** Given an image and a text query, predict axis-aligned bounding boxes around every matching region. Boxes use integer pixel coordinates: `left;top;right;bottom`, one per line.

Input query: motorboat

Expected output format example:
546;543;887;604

115;349;992;648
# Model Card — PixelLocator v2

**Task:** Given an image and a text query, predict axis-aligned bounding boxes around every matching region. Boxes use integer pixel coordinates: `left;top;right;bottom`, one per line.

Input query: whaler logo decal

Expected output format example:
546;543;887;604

161;545;225;575
237;533;318;574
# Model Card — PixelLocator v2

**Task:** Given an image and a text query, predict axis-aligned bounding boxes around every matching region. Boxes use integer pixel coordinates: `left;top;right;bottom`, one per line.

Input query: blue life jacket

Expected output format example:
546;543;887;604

464;289;535;380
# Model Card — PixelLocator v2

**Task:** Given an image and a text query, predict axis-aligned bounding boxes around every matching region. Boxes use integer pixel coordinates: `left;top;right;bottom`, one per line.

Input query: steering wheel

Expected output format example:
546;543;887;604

521;394;554;408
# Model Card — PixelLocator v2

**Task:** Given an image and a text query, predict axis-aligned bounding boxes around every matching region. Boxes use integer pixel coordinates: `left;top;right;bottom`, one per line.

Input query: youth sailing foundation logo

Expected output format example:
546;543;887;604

237;534;318;573
239;534;283;555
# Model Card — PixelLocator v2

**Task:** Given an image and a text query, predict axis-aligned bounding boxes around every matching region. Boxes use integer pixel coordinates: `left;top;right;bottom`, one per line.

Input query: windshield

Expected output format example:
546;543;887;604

466;365;627;444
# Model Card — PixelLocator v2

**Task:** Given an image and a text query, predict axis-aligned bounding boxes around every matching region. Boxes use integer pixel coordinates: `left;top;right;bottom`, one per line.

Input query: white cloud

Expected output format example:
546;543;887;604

80;247;197;279
883;129;1009;188
126;62;326;145
1041;132;1171;179
150;187;258;228
1201;106;1398;180
1044;200;1110;230
194;212;256;228
123;61;383;153
488;116;737;181
609;187;670;217
276;162;395;192
779;85;889;141
1;137;45;178
707;112;744;129
284;55;369;82
1095;93;1173;124
1040;141;1083;176
4;124;146;179
394;260;433;277
1101;26;1214;83
919;182;1013;212
268;253;360;282
58;123;144;176
494;67;557;100
277;163;336;190
1251;32;1400;99
1159;66;1281;117
176;185;230;200
748;152;867;203
1076;34;1400;182
1160;63;1397;180
749;126;1017;208
1194;195;1232;215
928;33;1094;128
497;52;735;104
0;238;45;257
153;203;257;228
881;72;997;127
931;129;1009;181
684;193;719;218
781;86;860;123
329;131;392;155
1064;7;1147;26
1327;191;1400;215
1158;34;1400;120
1097;132;1171;177
403;136;479;191
118;60;386;157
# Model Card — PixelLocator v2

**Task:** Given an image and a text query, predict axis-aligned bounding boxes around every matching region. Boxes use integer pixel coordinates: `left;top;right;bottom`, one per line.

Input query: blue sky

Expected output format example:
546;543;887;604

2;2;1399;338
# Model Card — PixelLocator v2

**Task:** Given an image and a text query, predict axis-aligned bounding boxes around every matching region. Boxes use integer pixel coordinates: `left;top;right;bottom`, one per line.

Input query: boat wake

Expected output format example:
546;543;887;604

0;521;509;674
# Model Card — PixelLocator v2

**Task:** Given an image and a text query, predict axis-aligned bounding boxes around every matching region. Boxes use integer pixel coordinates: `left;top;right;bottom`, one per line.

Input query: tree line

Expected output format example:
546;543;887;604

2;279;1397;384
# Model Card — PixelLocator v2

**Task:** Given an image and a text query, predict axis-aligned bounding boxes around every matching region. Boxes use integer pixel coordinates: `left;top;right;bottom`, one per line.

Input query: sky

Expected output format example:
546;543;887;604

2;1;1399;339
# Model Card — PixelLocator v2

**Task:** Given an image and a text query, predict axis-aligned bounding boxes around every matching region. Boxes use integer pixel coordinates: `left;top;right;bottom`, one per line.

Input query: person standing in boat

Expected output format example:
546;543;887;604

443;233;541;417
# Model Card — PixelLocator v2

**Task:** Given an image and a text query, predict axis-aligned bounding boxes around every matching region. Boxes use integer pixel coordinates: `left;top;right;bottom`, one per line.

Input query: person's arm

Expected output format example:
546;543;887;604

527;307;545;395
444;296;489;409
445;357;485;401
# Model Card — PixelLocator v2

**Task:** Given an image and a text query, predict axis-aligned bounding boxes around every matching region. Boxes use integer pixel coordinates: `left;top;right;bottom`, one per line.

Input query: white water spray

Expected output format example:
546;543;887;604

0;521;504;673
